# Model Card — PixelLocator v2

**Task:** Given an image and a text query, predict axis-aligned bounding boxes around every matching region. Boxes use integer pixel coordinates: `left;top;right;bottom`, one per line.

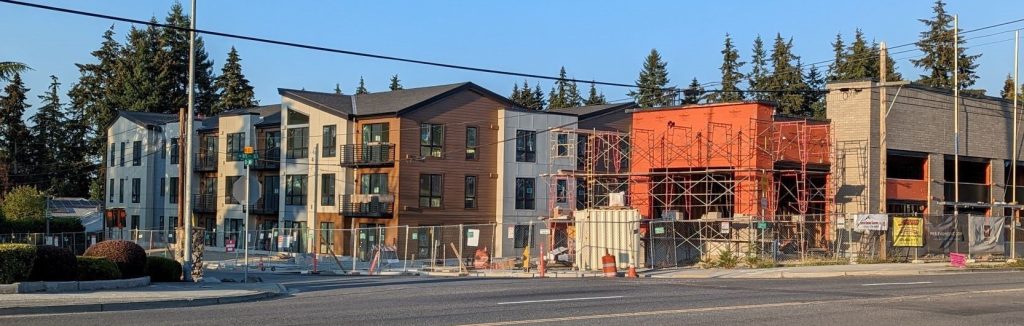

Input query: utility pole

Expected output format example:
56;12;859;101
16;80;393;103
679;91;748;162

1012;30;1019;262
311;144;319;273
182;0;198;281
879;41;888;261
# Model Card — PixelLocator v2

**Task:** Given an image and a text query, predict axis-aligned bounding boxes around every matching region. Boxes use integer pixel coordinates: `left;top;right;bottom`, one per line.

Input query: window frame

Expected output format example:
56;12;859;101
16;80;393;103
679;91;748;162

226;132;245;162
556;133;570;157
119;179;125;203
465;126;478;160
420;124;444;158
131;178;140;203
419;174;443;208
556;179;568;203
120;142;125;166
360;173;389;195
323;125;337;157
513;225;534;249
286;127;309;159
170;137;179;164
464;175;477;209
321;173;336;206
515;177;535;210
169;177;179;204
362;123;390;143
285;175;308;206
109;143;115;167
515;130;536;162
108;178;114;203
225;176;241;204
132;141;142;166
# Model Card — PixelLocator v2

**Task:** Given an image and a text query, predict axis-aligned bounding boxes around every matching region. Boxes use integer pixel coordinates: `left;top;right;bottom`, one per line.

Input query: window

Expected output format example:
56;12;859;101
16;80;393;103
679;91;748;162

227;132;245;161
286;175;307;205
465;127;478;160
576;177;586;210
362;123;389;143
420;124;444;158
132;141;142;166
513;225;534;249
170;138;179;164
556;133;570;157
131;215;140;230
321;174;335;206
120;142;125;166
160;177;166;197
556;179;568;203
225;176;241;204
109;144;115;167
108;178;114;203
169;177;179;204
287;109;309;125
515;130;536;162
286;127;308;159
361;173;388;194
464;176;477;208
119;179;125;203
419;174;443;208
515;178;535;210
319;222;335;254
131;178;140;203
323;125;336;157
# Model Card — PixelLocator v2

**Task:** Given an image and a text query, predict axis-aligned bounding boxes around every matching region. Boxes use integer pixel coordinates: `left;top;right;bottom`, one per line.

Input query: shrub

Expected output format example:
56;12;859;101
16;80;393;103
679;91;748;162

76;256;121;281
146;256;182;282
83;240;147;278
0;244;36;284
745;256;778;269
717;249;739;269
29;245;77;281
0;217;84;233
1;186;46;222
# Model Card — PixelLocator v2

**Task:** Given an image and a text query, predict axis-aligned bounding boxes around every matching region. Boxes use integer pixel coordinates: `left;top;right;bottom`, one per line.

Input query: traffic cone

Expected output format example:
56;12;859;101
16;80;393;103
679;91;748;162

626;264;638;278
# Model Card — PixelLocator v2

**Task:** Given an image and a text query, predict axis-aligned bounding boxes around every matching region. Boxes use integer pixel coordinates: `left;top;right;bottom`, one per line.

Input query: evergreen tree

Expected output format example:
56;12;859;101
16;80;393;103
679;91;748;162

29;76;65;193
827;33;846;81
0;73;32;196
912;0;981;89
157;2;217;115
334;83;342;95
355;76;369;94
585;82;607;105
70;26;121;200
212;47;257;113
748;36;770;101
1002;74;1019;100
804;64;827;118
509;82;523;106
628;49;671;107
873;41;904;82
114;22;163;112
764;34;809;115
682;78;705;105
519;83;546;110
709;34;745;103
0;61;29;82
841;29;874;80
547;67;583;109
388;75;403;91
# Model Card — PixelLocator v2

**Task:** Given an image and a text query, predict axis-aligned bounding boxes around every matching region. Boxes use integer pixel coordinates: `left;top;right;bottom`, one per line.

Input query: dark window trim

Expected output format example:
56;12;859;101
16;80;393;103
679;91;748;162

465;126;478;161
420;123;444;159
515;177;536;210
323;125;337;157
515;130;537;163
464;175;477;209
419;174;443;208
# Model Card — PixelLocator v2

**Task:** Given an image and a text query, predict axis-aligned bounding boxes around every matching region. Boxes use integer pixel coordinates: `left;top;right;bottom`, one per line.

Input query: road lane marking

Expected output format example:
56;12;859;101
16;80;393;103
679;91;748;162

497;296;624;305
462;287;1024;325
861;281;933;287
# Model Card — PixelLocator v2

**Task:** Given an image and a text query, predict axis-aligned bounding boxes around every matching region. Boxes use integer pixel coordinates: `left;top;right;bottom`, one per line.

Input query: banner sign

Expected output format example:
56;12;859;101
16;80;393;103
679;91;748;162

892;217;924;247
969;215;1005;255
924;216;966;254
854;214;888;231
466;229;480;247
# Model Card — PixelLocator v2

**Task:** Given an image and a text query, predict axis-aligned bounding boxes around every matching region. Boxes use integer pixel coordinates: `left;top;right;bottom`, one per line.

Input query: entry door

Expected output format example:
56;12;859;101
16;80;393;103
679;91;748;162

358;223;384;261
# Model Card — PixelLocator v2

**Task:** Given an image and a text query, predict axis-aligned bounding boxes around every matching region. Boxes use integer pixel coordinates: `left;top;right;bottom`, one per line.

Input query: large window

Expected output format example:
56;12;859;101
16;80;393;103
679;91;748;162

225;176;241;204
227;132;245;161
108;178;114;203
160;140;166;159
513;225;534;249
120;142;126;166
287;109;309;125
285;175;307;205
321;174;335;206
362;123;389;143
465;127;478;160
109;143;115;166
419;174;443;208
169;177;179;204
160;177;166;198
515;178;535;210
286;127;308;159
170;138;179;164
132;141;142;166
361;173;388;194
515;130;536;162
420;124;444;158
131;178;140;203
323;125;336;157
556;133;570;157
464;176;477;209
119;179;125;203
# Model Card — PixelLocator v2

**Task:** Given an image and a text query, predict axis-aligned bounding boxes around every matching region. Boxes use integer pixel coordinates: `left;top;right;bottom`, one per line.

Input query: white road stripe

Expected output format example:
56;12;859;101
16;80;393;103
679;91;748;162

861;281;933;287
497;296;624;305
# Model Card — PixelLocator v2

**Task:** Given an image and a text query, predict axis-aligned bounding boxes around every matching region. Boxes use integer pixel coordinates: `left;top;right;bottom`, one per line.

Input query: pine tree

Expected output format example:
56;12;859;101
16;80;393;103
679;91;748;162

0;61;29;82
28;76;65;193
874;42;904;82
388;75;403;91
212;47;257;113
334;83;343;95
748;36;770;101
157;2;217;115
629;49;671;107
804;65;827;118
682;78;705;105
509;82;522;106
585;82;606;105
520;83;546;110
841;29;874;80
1002;74;1018;100
355;76;369;94
0;73;32;195
912;0;981;89
70;26;121;200
114;22;162;112
827;33;846;81
764;34;808;115
709;34;745;103
547;67;582;109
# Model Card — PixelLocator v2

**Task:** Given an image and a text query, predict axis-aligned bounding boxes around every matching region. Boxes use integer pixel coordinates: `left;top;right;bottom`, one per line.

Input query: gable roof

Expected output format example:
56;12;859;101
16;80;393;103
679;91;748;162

278;82;516;119
548;102;637;119
116;111;178;127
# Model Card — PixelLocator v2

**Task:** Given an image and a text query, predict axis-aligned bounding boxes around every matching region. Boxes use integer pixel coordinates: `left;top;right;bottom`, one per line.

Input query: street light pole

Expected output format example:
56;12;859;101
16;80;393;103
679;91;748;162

182;0;197;281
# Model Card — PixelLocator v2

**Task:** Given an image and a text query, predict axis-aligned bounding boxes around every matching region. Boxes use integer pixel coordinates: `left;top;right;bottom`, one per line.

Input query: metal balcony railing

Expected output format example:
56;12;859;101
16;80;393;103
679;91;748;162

194;153;217;172
192;193;217;213
340;194;394;217
340;143;395;167
250;196;280;215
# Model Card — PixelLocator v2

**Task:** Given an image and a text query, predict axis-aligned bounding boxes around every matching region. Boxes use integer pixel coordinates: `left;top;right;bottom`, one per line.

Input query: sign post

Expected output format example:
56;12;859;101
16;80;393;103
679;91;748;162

242;146;255;282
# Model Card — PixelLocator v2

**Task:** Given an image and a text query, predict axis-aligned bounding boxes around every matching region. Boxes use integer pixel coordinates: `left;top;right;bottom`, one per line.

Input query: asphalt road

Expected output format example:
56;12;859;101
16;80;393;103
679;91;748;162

5;271;1024;325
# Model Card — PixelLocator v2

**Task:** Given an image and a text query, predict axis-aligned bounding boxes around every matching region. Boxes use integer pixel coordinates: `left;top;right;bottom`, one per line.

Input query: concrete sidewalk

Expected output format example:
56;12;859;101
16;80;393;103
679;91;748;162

644;262;994;279
0;282;286;316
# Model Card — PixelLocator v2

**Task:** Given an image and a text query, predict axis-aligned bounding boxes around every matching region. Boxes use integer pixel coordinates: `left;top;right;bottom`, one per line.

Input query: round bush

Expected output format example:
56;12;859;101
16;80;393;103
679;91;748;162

76;256;121;281
29;245;77;281
83;240;147;278
146;256;182;282
0;244;35;284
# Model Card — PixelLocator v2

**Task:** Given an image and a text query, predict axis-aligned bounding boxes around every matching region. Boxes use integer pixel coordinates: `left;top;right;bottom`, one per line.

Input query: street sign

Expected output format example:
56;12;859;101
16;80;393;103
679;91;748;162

757;221;768;229
226;239;236;252
231;175;262;204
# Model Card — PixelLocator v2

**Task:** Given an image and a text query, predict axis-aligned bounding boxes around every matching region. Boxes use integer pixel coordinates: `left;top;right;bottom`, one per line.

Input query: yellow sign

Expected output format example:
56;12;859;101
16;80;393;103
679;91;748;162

243;146;254;154
892;216;924;247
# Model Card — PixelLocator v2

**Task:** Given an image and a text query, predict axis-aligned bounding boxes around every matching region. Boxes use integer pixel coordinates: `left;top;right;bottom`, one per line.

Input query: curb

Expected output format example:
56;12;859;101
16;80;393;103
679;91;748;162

644;267;1023;279
0;284;287;316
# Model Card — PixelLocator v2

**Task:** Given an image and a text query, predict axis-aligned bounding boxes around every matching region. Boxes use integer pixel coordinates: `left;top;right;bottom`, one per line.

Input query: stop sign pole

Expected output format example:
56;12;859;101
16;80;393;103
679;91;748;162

242;146;256;283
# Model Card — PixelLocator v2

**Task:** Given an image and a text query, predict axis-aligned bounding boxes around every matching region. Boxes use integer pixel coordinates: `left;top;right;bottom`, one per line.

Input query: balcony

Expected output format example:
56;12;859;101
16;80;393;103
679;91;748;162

250;196;280;215
340;144;395;167
252;148;281;170
192;194;217;213
943;182;990;204
194;153;217;172
340;194;394;218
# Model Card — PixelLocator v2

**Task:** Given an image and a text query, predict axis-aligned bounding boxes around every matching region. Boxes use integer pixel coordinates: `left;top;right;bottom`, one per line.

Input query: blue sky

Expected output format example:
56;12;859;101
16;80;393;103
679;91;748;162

2;0;1023;116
